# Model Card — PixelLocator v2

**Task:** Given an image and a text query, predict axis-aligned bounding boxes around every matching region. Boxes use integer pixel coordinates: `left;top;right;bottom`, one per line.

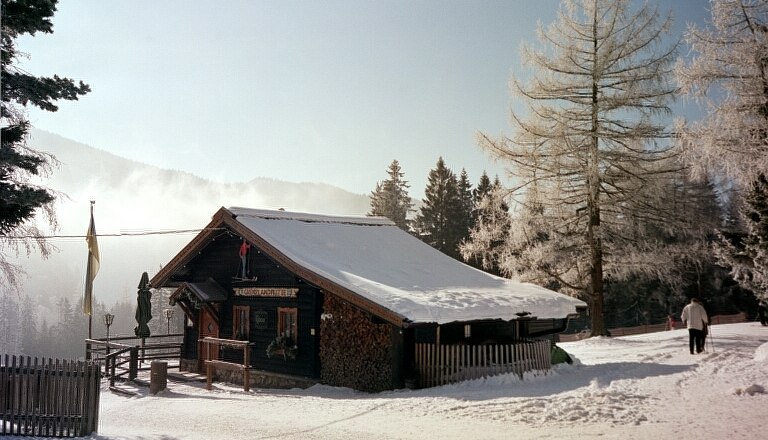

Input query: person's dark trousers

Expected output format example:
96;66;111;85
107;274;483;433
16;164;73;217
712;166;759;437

688;329;704;354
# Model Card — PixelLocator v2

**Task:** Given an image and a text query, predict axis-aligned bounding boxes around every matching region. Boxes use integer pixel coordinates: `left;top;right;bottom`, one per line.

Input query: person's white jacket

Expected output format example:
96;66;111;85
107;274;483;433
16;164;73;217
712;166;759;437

681;302;709;330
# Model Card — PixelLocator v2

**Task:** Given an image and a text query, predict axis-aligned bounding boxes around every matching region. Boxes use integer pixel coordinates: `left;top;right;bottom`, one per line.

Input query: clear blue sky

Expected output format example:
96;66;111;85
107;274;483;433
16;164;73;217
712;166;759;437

18;0;711;199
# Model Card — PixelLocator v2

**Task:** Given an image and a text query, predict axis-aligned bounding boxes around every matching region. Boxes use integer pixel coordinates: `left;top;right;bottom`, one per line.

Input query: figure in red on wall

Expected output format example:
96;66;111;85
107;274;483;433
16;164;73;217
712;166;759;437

667;314;675;330
239;240;251;279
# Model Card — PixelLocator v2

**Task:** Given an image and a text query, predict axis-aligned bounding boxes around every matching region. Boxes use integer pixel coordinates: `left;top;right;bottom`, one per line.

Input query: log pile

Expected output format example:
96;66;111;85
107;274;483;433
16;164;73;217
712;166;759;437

320;294;392;392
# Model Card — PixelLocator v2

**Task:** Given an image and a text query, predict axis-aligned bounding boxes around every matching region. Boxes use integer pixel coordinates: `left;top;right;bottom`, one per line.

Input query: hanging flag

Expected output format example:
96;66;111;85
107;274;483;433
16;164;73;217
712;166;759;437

83;202;100;316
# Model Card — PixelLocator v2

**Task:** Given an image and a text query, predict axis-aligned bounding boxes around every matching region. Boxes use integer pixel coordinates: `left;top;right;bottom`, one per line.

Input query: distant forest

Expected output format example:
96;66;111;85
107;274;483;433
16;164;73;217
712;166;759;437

0;287;183;359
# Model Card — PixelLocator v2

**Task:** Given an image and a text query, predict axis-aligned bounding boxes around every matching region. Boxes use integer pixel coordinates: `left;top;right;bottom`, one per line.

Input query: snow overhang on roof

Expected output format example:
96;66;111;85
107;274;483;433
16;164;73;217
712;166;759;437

227;207;586;325
180;279;228;303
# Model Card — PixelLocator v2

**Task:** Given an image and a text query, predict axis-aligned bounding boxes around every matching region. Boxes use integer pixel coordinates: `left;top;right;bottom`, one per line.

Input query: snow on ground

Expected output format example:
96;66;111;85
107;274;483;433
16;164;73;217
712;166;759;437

16;322;768;440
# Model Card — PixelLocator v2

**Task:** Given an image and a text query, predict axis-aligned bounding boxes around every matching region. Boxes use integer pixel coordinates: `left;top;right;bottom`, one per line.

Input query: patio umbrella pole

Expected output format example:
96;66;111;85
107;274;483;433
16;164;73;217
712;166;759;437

135;271;153;364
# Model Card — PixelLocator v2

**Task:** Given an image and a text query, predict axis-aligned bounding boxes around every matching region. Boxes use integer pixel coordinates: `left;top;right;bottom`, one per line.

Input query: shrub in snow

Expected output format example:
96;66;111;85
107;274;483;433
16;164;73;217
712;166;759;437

734;384;765;396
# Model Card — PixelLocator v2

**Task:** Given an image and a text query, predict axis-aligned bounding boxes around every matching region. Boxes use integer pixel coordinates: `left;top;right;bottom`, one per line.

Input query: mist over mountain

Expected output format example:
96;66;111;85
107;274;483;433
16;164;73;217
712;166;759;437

12;130;370;312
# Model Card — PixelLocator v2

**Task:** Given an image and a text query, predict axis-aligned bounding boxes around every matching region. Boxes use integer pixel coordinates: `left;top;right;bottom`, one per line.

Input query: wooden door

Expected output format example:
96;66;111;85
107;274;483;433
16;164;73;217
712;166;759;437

198;308;219;371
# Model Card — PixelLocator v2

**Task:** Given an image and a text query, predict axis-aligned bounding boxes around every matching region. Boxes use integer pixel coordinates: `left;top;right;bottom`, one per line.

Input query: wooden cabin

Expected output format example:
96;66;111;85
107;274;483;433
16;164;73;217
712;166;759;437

150;207;586;392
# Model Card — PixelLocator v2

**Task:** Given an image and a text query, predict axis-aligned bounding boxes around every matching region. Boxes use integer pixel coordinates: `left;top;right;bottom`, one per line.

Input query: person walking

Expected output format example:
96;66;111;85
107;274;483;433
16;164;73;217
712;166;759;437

681;298;709;354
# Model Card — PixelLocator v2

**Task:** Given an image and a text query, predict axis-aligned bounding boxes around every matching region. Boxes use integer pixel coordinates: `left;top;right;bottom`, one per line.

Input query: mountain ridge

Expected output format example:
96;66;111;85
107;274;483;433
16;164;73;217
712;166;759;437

14;130;371;307
29;129;370;208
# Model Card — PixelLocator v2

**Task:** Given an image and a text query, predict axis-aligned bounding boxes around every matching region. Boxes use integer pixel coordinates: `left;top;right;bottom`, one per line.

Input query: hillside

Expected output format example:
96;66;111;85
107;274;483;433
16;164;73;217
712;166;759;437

12;130;370;307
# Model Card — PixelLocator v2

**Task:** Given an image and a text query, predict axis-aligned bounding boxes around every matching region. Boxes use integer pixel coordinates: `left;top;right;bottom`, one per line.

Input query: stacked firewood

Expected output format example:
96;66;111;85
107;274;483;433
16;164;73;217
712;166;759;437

319;294;392;392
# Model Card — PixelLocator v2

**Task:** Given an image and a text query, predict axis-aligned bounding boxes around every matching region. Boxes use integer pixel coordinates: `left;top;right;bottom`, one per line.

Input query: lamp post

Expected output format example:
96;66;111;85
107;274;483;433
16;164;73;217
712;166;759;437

164;308;174;335
104;313;115;355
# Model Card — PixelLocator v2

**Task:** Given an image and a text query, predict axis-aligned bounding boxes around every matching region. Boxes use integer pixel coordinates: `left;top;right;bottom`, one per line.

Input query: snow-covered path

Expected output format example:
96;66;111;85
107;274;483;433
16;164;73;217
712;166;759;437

69;323;768;439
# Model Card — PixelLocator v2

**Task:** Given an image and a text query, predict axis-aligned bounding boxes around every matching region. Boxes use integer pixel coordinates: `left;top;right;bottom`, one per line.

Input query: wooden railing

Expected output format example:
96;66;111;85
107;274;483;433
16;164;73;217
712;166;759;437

85;334;182;385
414;339;552;388
102;345;137;387
199;337;253;392
1;355;101;437
558;312;748;342
710;312;748;325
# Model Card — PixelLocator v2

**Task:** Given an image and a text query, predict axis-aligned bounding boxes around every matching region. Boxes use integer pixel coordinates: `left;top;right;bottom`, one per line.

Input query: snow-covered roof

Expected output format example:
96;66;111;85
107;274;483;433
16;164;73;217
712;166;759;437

228;207;585;324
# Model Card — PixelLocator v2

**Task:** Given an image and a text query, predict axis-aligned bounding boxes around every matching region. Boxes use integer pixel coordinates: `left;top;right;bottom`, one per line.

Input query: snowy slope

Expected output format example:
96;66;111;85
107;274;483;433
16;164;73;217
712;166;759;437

32;322;766;440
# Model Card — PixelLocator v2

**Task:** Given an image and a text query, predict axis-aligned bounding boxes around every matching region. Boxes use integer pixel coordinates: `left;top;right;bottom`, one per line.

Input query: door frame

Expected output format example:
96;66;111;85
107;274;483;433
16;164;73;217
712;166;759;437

198;306;220;371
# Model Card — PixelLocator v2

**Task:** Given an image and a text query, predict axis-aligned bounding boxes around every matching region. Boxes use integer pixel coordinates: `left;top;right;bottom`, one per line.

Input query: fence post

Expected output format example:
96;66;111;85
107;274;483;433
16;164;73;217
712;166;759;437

110;355;116;387
1;354;6;435
129;347;139;381
150;361;168;395
243;344;250;393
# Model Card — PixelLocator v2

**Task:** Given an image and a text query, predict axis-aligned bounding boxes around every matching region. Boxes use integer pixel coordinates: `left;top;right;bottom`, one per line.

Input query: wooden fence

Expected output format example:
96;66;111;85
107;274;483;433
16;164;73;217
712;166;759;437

414;339;552;388
558;312;748;342
0;355;101;437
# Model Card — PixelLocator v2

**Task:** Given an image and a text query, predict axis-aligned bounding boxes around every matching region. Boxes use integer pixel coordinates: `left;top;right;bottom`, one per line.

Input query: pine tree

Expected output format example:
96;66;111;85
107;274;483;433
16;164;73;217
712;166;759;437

369;160;413;231
38;319;52;356
0;289;22;353
1;0;90;289
477;0;685;336
415;157;463;258
473;172;493;217
20;294;38;355
456;169;474;248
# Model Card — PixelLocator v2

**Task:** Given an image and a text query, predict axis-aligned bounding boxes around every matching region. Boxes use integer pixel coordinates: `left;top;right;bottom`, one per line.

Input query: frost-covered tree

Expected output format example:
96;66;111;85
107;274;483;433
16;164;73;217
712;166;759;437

415;157;464;258
677;0;768;301
1;0;90;290
717;175;768;302
676;0;768;187
369;160;413;231
461;179;511;276
476;0;689;335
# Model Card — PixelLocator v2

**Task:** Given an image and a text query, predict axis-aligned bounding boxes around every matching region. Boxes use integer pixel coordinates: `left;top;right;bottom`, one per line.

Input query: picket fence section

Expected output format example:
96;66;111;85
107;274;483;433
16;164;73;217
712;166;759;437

0;355;101;437
415;339;551;388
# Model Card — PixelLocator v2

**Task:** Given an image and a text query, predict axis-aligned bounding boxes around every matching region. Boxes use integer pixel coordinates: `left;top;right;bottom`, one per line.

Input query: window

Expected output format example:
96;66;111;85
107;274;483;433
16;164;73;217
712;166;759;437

277;307;298;344
233;305;249;340
464;324;471;339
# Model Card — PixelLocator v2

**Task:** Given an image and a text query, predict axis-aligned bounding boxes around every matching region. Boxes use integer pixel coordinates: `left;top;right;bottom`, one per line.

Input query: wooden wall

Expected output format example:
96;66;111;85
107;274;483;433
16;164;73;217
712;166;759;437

219;287;322;378
175;231;324;379
413;319;564;346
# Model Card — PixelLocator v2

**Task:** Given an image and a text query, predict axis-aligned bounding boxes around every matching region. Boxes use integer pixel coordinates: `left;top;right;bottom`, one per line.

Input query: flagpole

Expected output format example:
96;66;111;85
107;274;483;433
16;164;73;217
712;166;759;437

88;201;94;340
85;200;100;341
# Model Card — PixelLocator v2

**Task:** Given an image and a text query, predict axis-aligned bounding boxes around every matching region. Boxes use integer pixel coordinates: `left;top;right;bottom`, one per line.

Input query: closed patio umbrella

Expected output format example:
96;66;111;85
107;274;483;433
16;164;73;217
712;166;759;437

134;272;152;339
